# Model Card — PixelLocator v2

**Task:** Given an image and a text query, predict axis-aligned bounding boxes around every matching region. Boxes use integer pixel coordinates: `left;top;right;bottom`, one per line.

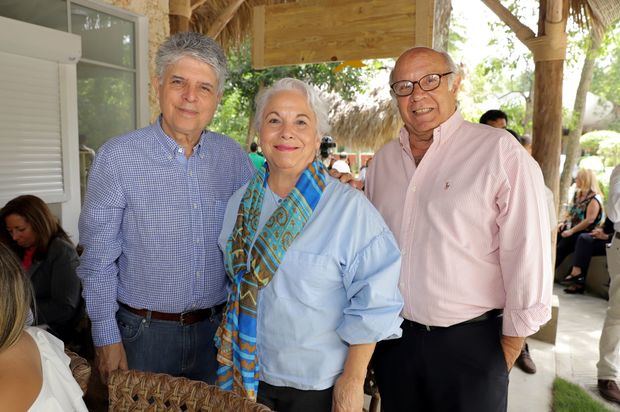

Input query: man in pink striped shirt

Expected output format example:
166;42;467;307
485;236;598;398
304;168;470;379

366;47;552;411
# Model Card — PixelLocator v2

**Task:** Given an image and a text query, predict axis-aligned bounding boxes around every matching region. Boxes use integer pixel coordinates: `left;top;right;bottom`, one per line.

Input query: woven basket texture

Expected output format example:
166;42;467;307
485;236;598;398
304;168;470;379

108;369;272;411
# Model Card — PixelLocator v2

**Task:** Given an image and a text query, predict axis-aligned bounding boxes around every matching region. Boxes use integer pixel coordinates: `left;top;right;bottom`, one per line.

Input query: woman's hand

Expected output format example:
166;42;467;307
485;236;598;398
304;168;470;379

560;229;574;238
332;374;365;412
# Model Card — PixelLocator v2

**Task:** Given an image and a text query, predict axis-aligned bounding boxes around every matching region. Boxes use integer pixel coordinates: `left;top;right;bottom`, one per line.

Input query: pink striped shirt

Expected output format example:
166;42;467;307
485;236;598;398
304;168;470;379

366;111;551;337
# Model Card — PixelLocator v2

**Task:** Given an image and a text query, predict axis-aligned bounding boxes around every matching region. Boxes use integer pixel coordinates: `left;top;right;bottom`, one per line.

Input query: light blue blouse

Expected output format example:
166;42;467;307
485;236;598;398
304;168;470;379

219;176;403;390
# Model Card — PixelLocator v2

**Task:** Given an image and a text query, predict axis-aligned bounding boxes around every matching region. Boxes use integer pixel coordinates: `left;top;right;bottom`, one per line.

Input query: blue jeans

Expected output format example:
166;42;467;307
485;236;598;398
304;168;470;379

116;305;221;383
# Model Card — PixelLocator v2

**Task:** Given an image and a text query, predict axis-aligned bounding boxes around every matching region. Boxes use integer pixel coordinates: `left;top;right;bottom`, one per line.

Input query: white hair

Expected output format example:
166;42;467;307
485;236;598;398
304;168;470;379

253;78;331;138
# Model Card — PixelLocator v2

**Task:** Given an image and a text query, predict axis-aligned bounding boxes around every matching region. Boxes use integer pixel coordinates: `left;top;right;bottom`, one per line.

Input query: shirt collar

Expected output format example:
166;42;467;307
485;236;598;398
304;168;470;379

397;109;463;154
154;115;207;157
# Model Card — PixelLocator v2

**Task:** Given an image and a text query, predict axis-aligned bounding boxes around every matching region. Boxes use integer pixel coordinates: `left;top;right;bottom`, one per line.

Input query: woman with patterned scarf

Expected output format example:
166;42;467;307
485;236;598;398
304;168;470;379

215;78;403;412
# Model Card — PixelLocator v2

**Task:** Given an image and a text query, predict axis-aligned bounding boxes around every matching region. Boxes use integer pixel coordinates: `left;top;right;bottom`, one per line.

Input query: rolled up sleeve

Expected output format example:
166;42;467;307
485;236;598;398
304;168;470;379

337;230;403;344
496;149;552;336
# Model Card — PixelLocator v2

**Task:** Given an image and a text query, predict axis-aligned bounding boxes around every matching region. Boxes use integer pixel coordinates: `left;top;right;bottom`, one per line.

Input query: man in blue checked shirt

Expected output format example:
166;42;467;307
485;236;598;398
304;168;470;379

77;32;254;384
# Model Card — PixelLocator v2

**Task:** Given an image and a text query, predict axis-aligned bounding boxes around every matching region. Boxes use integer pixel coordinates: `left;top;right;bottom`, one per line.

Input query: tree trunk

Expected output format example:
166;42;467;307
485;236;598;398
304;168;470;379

433;0;452;51
169;0;191;34
532;59;564;201
558;31;603;207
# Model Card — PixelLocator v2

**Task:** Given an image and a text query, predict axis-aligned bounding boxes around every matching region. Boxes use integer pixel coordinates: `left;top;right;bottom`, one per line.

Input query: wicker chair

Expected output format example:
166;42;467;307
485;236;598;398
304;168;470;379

108;369;272;411
65;348;91;395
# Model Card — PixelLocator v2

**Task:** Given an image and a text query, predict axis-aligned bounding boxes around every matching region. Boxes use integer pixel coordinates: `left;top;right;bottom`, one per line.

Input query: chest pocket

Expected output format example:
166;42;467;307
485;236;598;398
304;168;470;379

267;250;343;305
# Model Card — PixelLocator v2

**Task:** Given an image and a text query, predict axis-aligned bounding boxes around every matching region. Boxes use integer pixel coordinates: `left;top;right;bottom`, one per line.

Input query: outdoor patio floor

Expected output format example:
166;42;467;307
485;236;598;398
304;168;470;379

508;284;620;412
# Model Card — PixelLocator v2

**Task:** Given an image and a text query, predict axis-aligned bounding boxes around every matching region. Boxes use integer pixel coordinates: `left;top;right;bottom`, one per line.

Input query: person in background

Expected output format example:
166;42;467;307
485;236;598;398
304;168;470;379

480;109;508;129
249;142;265;170
0;242;88;411
0;195;82;345
331;153;351;174
78;32;254;384
366;47;551;411
598;164;620;404
215;78;403;412
557;168;604;278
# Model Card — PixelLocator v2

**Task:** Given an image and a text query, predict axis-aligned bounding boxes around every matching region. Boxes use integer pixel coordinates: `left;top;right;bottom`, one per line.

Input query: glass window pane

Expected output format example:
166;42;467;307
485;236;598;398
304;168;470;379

71;4;135;68
77;63;135;152
0;0;68;31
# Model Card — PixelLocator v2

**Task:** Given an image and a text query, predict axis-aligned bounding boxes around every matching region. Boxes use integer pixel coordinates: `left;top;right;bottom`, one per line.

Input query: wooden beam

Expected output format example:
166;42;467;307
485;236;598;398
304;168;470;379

207;0;246;39
252;0;433;68
481;0;535;44
191;0;208;11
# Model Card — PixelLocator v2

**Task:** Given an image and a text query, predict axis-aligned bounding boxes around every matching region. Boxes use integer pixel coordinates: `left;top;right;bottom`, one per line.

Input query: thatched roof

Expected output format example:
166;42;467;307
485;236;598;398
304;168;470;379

326;73;402;152
570;0;620;38
189;0;292;51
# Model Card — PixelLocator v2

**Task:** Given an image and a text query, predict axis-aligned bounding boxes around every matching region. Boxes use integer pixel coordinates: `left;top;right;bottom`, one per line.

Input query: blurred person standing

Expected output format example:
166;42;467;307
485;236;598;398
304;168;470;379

598;164;620;404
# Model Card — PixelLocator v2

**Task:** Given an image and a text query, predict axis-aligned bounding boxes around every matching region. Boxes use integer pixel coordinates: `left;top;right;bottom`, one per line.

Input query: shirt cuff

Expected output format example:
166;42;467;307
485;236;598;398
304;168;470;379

502;302;551;337
92;318;122;347
337;313;403;345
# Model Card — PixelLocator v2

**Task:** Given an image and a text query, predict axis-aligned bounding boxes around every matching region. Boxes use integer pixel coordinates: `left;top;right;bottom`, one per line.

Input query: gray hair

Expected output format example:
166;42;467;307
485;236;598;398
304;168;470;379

155;32;228;94
253;78;331;138
390;47;460;90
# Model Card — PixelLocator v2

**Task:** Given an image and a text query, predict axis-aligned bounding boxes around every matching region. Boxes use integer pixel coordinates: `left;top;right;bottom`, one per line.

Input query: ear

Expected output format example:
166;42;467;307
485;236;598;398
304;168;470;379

450;74;462;95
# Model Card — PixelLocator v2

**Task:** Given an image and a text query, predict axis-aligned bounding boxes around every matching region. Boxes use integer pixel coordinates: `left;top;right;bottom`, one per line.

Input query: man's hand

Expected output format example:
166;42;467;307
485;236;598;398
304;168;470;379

95;342;128;384
328;169;364;190
500;335;525;371
591;227;609;240
332;374;365;412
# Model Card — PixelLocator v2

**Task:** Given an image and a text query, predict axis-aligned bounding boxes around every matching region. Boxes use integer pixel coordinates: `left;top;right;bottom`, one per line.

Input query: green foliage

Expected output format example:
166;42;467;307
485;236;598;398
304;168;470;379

553;377;611;412
211;41;370;142
580;131;620;163
592;23;620;109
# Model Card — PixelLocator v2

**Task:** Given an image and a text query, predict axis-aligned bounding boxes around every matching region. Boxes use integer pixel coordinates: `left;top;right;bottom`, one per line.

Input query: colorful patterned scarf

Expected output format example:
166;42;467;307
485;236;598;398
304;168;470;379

215;160;327;400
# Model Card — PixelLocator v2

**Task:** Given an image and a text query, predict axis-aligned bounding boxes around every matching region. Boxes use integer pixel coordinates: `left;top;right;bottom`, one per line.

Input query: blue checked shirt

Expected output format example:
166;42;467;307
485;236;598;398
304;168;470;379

78;119;254;347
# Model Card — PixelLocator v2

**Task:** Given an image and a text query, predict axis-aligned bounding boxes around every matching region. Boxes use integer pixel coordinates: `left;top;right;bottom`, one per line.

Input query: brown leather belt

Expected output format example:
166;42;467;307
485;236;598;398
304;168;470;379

118;302;225;325
406;309;503;332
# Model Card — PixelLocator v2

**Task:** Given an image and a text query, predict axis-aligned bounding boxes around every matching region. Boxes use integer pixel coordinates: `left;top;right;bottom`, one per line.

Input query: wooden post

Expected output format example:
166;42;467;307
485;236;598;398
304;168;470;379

532;59;564;198
170;0;191;34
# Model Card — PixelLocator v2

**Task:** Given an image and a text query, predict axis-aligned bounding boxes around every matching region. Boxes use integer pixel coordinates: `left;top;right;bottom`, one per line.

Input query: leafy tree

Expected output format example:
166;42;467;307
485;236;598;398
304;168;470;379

591;23;620;132
211;41;370;147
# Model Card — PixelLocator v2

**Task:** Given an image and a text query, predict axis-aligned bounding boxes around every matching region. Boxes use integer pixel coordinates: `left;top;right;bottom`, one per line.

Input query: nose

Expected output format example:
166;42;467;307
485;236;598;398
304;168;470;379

409;83;425;101
280;122;294;139
182;85;197;102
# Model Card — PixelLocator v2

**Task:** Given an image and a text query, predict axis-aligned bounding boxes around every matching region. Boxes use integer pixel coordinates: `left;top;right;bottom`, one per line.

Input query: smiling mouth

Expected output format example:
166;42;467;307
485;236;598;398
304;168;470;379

178;107;198;115
413;108;433;114
274;145;298;152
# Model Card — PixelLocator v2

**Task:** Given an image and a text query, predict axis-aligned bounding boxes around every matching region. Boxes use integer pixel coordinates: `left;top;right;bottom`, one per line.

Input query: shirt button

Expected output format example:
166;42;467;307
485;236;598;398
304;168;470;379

193;203;198;209
167;155;173;160
188;172;193;177
195;239;201;244
411;185;417;192
196;271;201;277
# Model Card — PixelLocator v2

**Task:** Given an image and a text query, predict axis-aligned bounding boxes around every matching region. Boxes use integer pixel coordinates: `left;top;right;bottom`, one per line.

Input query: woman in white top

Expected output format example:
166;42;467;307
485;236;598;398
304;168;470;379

0;242;87;411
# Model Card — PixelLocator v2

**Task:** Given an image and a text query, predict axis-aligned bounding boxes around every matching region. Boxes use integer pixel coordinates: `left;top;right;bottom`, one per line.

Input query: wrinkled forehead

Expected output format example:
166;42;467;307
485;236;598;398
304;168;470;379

393;49;448;80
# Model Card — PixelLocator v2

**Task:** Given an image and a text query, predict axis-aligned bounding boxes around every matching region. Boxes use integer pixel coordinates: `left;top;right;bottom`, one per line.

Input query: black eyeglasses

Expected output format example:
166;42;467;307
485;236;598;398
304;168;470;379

390;72;453;96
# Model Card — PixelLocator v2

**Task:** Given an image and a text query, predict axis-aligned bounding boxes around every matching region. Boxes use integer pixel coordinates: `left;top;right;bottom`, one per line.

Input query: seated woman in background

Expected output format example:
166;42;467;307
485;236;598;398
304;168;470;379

563;217;614;294
0;195;82;344
215;78;403;412
0;242;87;411
556;169;604;276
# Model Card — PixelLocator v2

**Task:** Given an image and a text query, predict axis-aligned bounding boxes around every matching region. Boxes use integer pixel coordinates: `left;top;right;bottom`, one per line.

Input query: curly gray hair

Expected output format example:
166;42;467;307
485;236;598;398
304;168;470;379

155;32;228;94
253;78;331;139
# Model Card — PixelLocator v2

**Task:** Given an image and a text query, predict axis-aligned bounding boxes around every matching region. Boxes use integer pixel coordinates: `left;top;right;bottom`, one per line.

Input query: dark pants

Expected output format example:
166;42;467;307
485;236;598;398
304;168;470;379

373;316;508;412
116;305;221;383
556;231;583;269
572;233;608;285
257;381;333;412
